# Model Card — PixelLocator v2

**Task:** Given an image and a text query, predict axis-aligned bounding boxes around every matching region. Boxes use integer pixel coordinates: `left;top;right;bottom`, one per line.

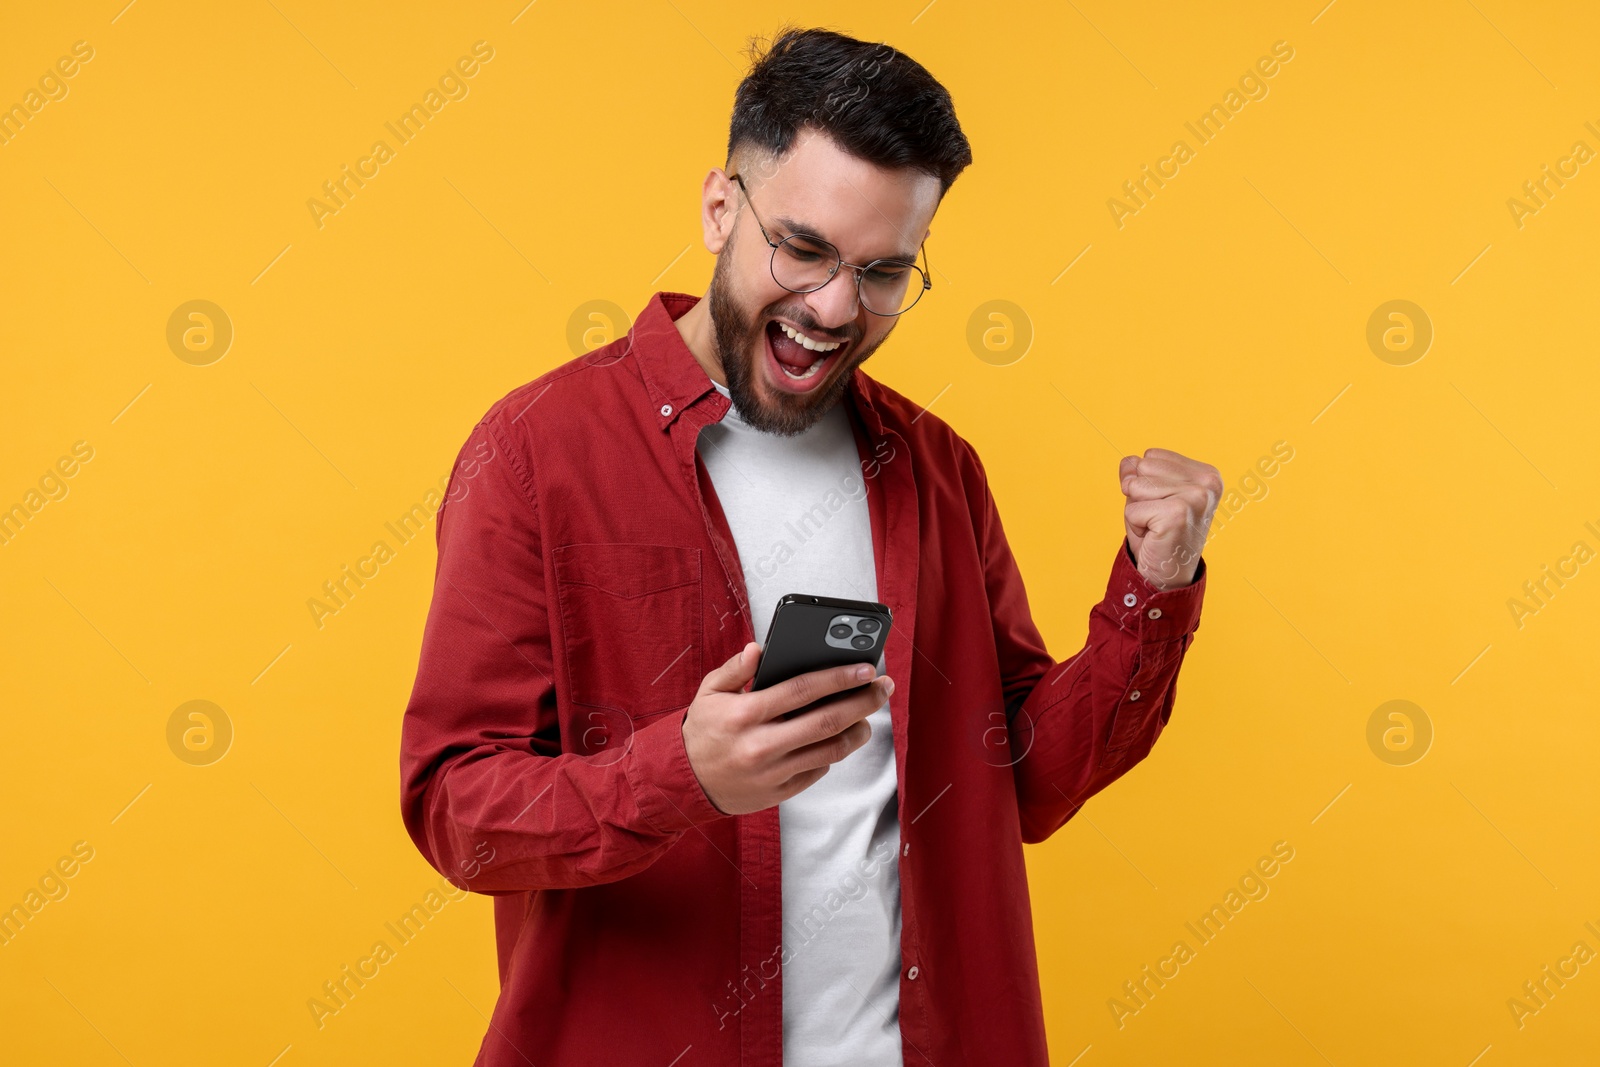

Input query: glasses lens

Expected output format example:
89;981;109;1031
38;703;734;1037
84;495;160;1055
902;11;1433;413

860;262;926;316
771;234;839;293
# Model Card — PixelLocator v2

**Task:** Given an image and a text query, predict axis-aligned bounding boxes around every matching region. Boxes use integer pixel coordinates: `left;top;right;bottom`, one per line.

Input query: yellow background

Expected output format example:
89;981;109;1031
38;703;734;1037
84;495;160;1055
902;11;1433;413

3;1;1596;1063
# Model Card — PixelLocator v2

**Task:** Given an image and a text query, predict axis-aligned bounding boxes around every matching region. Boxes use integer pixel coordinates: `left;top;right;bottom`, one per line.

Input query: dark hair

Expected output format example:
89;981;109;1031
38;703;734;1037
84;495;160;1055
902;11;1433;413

727;26;972;199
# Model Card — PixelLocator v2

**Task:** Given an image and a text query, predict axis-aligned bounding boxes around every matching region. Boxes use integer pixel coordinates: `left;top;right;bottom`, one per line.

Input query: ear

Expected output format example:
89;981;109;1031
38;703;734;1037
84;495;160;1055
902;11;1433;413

701;169;739;255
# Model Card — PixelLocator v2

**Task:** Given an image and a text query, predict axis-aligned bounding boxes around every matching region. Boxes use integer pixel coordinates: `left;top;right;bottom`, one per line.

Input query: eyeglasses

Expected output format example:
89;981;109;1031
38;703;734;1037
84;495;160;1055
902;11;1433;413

727;171;932;316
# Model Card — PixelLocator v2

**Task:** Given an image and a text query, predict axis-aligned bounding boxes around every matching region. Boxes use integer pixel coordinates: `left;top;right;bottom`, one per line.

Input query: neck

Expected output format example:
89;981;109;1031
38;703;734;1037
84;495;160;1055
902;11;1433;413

672;295;726;386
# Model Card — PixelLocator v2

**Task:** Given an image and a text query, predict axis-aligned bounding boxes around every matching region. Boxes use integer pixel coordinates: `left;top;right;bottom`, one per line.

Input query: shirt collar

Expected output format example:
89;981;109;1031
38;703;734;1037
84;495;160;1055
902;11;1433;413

630;291;894;443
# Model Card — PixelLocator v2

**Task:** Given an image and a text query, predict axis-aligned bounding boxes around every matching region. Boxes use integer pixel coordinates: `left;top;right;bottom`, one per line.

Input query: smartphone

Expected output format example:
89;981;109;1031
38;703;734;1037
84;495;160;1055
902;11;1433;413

750;594;893;719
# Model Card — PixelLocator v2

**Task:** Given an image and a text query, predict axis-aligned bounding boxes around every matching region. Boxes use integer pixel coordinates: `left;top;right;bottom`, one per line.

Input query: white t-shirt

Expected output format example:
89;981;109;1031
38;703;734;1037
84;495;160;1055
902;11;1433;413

697;380;903;1067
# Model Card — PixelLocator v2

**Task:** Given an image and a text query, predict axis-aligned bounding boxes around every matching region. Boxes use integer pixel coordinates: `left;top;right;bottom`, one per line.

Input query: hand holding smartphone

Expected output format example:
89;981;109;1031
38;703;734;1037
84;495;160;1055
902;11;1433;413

678;594;895;815
751;594;893;719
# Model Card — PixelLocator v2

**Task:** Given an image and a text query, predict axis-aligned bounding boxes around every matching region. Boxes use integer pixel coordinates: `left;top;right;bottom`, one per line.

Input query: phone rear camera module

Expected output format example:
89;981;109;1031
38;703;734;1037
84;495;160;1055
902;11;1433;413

826;613;881;651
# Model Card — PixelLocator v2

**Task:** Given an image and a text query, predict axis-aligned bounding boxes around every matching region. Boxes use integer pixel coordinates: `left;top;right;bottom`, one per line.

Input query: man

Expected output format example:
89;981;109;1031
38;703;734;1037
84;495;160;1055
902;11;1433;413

400;25;1220;1067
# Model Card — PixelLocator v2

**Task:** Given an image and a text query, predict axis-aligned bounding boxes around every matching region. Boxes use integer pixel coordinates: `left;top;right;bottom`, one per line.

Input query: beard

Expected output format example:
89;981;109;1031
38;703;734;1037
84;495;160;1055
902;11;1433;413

706;237;886;436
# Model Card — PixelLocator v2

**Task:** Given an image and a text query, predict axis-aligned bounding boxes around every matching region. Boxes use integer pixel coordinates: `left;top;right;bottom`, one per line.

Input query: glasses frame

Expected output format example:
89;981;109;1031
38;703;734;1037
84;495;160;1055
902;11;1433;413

726;171;933;317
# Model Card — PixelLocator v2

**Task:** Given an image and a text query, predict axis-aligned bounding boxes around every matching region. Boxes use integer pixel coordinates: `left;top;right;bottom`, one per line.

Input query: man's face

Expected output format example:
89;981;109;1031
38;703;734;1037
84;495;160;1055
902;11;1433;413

702;129;941;435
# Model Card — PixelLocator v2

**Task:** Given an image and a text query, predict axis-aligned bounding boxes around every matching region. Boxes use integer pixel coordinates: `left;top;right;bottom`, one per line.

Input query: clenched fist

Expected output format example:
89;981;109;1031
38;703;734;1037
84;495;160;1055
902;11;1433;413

1119;447;1223;591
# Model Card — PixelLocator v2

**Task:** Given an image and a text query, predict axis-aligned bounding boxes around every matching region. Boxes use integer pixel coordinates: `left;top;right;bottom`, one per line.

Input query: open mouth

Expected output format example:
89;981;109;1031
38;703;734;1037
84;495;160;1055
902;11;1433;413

762;318;848;394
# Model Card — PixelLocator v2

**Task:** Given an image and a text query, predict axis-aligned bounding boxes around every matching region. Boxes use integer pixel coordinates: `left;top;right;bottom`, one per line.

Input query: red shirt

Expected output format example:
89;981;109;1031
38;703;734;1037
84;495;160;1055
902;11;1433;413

399;291;1207;1066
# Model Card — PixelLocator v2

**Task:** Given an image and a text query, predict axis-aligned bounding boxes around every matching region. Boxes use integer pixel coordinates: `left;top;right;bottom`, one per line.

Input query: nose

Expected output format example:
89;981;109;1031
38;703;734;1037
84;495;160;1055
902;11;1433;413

802;266;862;333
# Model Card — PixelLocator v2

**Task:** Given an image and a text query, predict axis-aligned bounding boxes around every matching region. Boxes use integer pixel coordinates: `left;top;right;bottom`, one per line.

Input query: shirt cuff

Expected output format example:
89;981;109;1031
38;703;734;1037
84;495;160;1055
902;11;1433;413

625;706;730;834
1107;538;1206;640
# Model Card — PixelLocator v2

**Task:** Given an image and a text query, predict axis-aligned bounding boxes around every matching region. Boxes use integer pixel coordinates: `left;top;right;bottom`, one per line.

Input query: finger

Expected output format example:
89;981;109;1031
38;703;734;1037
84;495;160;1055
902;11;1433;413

748;660;881;723
771;676;891;744
1123;456;1197;497
1121;471;1194;501
1127;481;1215;519
1124;505;1149;540
774;717;873;780
1125;451;1194;485
1124;497;1202;535
700;641;761;695
1141;447;1214;474
1123;465;1218;502
1129;454;1193;481
1141;449;1225;494
775;764;831;802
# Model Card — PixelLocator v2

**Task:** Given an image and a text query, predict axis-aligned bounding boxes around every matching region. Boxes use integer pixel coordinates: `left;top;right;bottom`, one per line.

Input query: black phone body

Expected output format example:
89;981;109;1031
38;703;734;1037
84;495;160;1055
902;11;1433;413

750;594;893;715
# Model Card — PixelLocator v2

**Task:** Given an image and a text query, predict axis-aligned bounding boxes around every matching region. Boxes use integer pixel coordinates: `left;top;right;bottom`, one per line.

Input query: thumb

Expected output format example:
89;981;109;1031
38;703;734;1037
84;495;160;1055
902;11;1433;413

701;640;761;694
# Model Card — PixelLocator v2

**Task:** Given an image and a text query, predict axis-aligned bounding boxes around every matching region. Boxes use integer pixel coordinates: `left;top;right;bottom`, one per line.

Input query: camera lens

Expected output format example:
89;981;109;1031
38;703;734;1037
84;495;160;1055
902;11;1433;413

830;624;852;639
851;634;874;650
856;618;880;633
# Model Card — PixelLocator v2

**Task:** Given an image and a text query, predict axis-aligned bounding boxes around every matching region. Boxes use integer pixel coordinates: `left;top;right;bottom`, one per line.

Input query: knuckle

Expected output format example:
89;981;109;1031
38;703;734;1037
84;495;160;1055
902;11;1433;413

787;672;819;709
730;735;761;768
726;698;759;732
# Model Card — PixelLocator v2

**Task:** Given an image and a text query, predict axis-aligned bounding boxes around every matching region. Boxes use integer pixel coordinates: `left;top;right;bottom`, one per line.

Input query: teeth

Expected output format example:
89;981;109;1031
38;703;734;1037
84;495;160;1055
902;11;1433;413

779;322;841;352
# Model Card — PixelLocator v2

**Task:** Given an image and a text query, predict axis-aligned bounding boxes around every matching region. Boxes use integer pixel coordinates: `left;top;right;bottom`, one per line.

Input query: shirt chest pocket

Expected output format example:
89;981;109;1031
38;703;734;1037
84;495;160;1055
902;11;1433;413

553;543;703;718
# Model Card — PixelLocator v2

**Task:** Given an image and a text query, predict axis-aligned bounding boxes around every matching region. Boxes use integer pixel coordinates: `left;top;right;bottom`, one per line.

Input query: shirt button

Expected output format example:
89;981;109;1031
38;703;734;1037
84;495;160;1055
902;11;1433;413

1129;690;1141;701
1147;608;1162;620
907;966;920;980
902;842;910;857
659;403;673;417
1122;593;1138;608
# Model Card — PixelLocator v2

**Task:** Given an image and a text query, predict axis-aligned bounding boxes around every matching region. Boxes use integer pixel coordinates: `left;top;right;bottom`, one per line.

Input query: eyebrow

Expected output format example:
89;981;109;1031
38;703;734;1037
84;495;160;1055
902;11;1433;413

770;212;920;265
